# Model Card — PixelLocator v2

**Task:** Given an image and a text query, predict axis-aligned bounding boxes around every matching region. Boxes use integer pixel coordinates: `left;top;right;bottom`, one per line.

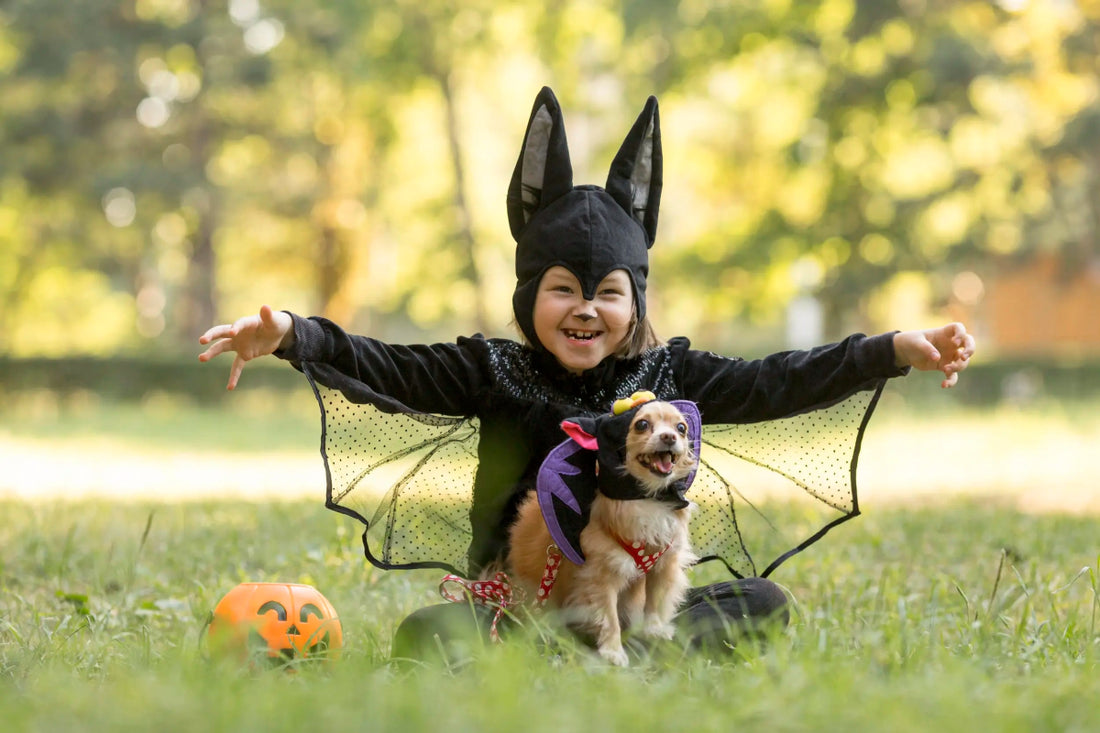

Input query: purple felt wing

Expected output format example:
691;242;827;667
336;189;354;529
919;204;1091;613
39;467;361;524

671;400;703;489
535;437;589;565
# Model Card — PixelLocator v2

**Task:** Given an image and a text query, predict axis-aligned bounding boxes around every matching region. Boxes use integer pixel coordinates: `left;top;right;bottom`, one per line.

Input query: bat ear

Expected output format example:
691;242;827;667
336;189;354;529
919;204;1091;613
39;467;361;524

669;400;701;443
507;86;575;241
605;95;662;246
670;400;702;488
560;419;599;451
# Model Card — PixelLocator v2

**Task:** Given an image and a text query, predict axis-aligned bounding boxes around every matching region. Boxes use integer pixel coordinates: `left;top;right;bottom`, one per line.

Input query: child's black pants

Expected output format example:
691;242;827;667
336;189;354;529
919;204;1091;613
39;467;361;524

391;576;789;664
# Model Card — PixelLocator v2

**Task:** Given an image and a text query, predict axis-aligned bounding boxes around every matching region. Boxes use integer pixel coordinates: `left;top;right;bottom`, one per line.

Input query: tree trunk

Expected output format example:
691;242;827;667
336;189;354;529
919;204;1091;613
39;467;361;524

185;194;217;339
181;0;217;341
318;221;348;319
438;70;489;334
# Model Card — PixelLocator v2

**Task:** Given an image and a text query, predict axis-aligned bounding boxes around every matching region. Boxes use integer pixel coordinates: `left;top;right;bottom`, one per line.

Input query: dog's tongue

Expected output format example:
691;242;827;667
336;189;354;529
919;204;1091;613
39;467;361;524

654;453;674;474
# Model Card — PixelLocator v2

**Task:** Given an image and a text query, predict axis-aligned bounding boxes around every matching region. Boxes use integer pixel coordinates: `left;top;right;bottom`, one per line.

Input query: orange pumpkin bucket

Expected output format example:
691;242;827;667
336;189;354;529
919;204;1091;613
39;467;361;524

208;582;342;666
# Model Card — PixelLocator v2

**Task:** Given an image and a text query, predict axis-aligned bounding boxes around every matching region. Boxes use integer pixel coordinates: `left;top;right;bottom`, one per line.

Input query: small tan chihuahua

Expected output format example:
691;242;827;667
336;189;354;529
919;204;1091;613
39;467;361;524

508;394;699;666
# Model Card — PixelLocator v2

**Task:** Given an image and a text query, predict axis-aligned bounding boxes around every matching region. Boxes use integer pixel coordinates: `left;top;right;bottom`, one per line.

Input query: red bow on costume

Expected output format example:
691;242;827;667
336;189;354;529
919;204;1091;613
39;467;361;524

438;572;523;643
438;546;565;642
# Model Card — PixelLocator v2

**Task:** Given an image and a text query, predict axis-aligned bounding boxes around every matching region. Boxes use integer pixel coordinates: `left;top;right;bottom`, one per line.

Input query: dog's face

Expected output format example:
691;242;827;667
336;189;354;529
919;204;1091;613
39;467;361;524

622;401;697;493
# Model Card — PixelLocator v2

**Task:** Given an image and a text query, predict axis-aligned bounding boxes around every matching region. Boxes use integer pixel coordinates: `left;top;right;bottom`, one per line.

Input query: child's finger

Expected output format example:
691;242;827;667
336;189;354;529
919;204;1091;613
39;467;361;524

199;323;232;344
961;334;976;359
949;322;972;350
198;338;233;362
923;340;941;367
227;355;246;391
232;314;257;333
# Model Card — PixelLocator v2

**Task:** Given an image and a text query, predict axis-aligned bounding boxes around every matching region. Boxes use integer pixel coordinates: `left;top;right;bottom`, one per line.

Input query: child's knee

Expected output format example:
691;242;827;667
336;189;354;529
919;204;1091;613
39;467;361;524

391;602;489;665
676;577;790;650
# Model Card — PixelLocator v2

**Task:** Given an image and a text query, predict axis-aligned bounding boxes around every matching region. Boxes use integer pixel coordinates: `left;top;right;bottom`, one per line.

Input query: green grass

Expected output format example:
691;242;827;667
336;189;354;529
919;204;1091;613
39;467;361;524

2;397;1099;731
0;389;320;453
2;497;1098;732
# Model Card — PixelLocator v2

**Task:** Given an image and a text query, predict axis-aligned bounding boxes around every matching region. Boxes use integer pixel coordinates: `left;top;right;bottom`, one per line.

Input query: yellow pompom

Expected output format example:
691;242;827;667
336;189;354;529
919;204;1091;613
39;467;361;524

612;398;635;415
612;391;657;415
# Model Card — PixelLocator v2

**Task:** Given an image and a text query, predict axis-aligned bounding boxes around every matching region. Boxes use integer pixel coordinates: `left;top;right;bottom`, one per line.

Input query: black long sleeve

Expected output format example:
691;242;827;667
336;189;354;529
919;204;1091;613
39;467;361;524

278;314;484;416
673;332;906;424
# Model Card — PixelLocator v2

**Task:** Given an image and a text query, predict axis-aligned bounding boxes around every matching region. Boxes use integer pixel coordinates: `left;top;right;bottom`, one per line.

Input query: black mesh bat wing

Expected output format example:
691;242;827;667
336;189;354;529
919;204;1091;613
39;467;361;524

305;360;884;580
687;381;885;578
307;374;480;574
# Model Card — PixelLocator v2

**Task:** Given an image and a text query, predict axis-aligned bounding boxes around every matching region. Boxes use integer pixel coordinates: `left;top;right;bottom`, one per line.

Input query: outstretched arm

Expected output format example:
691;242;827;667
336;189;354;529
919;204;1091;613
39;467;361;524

198;305;294;390
893;322;976;389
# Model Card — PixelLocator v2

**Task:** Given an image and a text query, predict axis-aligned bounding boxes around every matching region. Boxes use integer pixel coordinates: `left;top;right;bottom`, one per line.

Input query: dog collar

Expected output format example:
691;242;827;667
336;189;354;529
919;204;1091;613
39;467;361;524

597;472;690;509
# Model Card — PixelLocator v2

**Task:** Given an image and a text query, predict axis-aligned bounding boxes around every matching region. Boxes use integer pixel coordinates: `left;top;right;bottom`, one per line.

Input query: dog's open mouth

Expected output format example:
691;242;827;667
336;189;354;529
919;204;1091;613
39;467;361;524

637;451;679;476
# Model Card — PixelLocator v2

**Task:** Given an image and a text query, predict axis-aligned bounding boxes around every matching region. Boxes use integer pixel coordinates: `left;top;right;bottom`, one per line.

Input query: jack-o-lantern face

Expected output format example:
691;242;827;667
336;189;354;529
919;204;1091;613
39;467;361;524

209;582;343;666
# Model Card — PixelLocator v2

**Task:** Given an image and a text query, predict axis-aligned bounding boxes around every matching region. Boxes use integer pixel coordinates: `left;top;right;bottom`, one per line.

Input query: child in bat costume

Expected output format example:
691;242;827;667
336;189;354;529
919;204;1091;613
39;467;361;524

199;87;975;661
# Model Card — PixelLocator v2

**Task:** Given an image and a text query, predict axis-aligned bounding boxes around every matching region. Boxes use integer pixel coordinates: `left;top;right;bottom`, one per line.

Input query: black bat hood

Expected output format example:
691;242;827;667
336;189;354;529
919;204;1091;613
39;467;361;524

507;87;662;353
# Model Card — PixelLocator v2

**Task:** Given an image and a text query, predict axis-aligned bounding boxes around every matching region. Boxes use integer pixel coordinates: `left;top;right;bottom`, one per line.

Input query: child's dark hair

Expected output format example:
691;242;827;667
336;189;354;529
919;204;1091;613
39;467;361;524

615;315;662;358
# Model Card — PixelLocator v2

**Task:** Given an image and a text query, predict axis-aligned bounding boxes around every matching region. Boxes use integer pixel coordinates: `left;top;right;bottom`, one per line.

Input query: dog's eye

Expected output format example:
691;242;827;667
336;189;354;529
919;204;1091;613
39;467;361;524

633;419;650;433
676;422;687;435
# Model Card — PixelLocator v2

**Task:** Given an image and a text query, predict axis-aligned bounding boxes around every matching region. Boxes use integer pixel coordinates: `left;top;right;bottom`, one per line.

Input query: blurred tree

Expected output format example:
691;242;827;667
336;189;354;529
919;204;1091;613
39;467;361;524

335;0;502;335
0;0;290;350
561;0;1100;343
1;0;153;354
0;0;492;348
2;0;1099;358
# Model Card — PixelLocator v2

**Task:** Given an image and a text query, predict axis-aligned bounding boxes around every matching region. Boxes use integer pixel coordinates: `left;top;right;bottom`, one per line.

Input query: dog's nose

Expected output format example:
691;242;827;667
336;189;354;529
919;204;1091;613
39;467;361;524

659;432;677;445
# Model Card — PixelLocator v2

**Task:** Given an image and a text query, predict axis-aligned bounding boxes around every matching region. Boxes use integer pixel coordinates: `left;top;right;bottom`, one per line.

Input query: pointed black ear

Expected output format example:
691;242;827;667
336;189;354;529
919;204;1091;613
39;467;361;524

507;87;575;241
605;95;662;246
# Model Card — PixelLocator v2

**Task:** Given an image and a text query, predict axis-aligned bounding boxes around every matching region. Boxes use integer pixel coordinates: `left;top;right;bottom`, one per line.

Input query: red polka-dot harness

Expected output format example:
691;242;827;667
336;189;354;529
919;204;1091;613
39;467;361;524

613;535;671;575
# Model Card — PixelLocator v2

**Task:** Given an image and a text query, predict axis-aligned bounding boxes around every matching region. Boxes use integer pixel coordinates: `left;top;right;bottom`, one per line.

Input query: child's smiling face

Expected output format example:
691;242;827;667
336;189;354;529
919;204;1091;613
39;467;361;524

533;266;635;374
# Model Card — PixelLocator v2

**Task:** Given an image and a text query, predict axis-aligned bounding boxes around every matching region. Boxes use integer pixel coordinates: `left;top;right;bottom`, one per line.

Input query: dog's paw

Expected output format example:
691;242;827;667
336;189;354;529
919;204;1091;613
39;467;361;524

641;617;675;640
597;645;630;667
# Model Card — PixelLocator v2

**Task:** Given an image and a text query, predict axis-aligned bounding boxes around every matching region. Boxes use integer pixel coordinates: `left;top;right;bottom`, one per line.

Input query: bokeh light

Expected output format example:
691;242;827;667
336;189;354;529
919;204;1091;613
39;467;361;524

102;188;137;227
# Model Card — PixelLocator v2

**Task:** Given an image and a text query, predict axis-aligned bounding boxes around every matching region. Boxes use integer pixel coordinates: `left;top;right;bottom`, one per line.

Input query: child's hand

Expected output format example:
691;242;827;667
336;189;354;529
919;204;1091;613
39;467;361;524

893;323;975;389
198;305;294;390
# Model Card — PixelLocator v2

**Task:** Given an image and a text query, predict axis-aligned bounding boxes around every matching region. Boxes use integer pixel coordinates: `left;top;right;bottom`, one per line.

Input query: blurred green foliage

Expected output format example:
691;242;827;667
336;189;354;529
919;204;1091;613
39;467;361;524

3;0;1099;357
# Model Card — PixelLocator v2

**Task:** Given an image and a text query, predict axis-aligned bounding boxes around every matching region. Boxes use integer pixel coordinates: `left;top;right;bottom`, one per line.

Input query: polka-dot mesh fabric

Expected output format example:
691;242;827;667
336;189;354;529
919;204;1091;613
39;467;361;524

318;385;479;569
688;386;879;577
311;375;881;579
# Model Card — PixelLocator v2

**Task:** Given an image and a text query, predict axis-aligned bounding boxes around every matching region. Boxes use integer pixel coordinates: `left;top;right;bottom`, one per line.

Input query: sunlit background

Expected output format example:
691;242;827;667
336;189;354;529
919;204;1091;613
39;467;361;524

1;0;1097;506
